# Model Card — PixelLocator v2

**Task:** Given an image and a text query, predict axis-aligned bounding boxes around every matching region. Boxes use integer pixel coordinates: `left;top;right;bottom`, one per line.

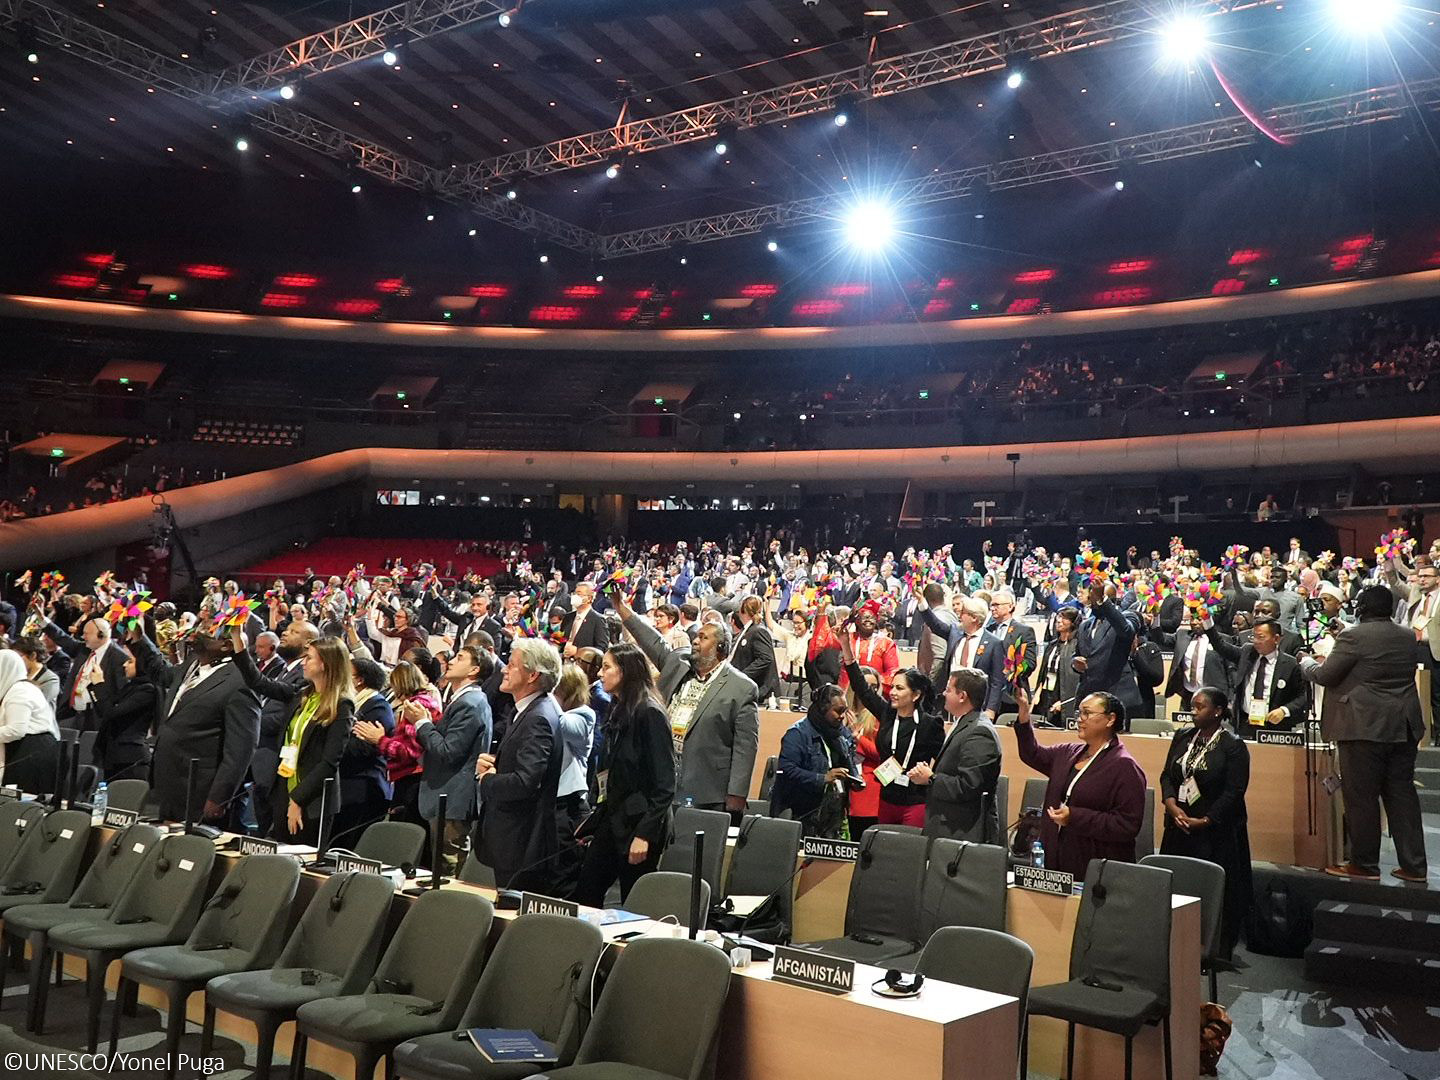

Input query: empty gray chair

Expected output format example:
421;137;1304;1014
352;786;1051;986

0;809;92;913
393;914;606;1080
0;823;163;1032
109;855;302;1080
1141;853;1227;1001
892;839;1008;970
202;870;394;1080
626;871;711;930
758;755;778;799
42;832;217;1050
355;820;428;868
1134;788;1157;861
723;815;802;944
535;938;731;1080
105;778;150;813
0;800;47;874
917;927;1034;1080
658;807;729;898
1027;859;1175;1080
1021;777;1047;813
293;889;495;1080
458;852;496;887
801;826;929;963
744;798;770;817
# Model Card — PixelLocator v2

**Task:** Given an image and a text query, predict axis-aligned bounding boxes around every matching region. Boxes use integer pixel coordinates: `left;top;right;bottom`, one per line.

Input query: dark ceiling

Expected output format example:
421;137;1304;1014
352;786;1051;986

2;0;1439;265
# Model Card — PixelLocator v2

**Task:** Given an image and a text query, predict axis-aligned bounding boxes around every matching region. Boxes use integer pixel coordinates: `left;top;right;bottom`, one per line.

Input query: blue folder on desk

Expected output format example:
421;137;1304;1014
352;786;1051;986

467;1029;558;1064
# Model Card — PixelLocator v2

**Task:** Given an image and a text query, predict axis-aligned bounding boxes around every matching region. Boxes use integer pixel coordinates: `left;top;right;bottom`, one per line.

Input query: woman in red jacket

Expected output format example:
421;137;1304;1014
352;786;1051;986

351;659;438;828
847;665;883;837
1013;686;1147;878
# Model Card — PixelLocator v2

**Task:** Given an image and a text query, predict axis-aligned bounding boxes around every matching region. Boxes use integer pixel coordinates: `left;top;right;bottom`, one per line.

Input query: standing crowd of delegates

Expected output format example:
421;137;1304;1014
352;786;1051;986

0;521;1429;915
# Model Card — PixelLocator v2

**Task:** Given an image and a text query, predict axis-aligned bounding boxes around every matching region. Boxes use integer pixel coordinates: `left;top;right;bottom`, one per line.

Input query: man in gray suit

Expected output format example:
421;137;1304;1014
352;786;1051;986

1300;585;1428;882
611;593;759;815
906;668;1002;842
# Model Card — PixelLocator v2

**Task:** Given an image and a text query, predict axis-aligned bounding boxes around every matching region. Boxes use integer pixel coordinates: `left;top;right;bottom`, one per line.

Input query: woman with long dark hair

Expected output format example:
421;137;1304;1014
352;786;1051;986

575;641;675;906
841;630;944;828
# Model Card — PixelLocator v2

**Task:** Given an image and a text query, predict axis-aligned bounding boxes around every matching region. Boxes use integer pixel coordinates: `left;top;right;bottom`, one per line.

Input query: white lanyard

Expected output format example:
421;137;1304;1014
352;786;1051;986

894;719;919;770
1182;726;1223;779
1063;743;1110;804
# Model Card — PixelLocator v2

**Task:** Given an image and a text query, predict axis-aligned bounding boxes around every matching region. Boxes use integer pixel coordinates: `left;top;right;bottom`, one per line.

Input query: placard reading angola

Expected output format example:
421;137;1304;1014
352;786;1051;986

1014;864;1075;896
771;946;855;995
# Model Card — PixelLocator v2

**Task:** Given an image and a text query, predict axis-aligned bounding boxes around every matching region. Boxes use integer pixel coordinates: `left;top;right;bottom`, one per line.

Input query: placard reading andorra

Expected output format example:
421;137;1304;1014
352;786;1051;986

771;946;855;995
238;836;279;856
1014;865;1075;896
519;893;580;918
1255;729;1306;746
802;837;861;862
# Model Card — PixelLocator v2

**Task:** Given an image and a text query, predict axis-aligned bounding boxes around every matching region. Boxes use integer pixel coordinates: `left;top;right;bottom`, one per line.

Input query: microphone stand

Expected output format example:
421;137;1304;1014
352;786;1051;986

688;830;704;940
184;757;225;840
312;776;339;866
51;736;71;810
66;734;80;810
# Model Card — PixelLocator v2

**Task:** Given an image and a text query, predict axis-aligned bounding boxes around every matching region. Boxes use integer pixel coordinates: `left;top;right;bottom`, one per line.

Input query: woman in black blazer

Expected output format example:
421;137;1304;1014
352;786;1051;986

1160;686;1252;958
335;656;395;842
87;650;157;782
231;627;355;844
841;630;944;829
575;641;675;906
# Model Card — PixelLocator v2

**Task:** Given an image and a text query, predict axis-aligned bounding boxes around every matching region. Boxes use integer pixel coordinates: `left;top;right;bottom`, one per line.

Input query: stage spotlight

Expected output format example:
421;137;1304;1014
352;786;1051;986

680;255;688;265
1158;14;1210;64
714;140;728;155
539;253;549;264
498;11;512;27
425;212;435;221
1329;0;1399;34
382;49;398;66
1006;69;1023;90
843;199;896;252
767;240;778;252
595;274;604;283
505;188;518;200
833;110;849;127
235;136;249;152
468;228;477;236
605;163;620;179
351;182;362;193
1113;179;1125;191
279;84;295;100
26;51;38;64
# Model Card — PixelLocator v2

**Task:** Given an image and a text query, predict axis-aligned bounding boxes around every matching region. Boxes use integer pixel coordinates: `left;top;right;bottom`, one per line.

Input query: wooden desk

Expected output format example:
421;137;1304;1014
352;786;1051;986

38;828;1016;1080
999;725;1335;868
789;855;1201;1080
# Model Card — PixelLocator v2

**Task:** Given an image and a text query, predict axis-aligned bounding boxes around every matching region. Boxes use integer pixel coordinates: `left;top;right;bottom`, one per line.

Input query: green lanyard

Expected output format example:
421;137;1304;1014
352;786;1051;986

285;694;322;753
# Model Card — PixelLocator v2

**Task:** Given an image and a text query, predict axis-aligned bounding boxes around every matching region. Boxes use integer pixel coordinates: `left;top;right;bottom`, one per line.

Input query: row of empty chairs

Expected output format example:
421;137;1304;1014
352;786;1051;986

192;418;303;446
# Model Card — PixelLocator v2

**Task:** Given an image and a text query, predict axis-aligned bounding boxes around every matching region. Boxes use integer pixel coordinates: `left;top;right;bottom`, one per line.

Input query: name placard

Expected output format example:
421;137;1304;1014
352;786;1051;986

1014;865;1075;896
0;786;21;800
333;853;383;875
1065;716;1079;731
102;807;139;829
519;893;580;918
771;946;855;995
1171;711;1194;727
1255;729;1305;747
238;835;279;856
802;837;860;862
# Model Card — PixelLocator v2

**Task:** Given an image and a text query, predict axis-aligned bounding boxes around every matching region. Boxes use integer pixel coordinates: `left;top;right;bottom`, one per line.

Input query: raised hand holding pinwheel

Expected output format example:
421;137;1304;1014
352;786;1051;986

1376;529;1413;562
1222;545;1249;571
38;571;65;591
108;588;153;631
1003;641;1032;691
212;594;258;631
13;570;31;591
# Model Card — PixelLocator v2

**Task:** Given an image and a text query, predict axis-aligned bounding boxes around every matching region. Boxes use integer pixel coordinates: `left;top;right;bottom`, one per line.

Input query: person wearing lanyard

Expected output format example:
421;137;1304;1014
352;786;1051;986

1013;687;1146;878
575;642;675;906
232;627;356;844
769;684;861;838
841;632;943;828
1159;687;1252;958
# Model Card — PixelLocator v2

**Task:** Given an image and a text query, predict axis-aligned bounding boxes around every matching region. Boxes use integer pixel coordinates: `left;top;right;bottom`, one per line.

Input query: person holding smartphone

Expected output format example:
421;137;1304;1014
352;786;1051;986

769;683;862;838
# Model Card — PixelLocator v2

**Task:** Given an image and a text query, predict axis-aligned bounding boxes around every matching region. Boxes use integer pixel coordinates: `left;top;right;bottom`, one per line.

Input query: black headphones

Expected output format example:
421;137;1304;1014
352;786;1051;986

204;877;244;911
155;839;172;874
945;842;967;878
872;969;925;998
858;831;877;868
736;818;758;849
330;871;355;912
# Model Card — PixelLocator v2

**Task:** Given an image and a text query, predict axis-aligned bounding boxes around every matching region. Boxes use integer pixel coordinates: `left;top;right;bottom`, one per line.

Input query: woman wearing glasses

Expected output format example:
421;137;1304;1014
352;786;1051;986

1013;687;1147;877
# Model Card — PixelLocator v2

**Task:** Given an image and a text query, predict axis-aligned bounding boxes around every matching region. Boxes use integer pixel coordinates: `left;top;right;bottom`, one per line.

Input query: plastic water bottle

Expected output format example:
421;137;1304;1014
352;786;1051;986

93;782;108;824
682;795;695;809
1030;838;1045;869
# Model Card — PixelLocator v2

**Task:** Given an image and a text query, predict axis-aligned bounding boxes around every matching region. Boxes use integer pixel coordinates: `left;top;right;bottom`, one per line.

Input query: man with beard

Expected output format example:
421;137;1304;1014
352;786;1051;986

611;591;758;817
243;619;317;833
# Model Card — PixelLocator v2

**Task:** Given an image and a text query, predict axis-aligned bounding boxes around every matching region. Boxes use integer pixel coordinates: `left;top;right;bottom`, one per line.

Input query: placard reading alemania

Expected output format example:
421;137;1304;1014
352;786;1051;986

771;946;855;995
1014;865;1075;895
802;836;861;862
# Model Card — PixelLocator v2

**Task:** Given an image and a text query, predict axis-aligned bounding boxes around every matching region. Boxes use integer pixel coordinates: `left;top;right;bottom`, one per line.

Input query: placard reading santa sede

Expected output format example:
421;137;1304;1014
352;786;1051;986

802;836;861;862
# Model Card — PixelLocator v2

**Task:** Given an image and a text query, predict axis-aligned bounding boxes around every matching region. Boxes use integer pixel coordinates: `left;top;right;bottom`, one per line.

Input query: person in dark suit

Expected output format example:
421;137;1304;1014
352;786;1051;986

1036;608;1081;721
1204;618;1307;737
562;583;610;660
231;627;356;844
985;589;1037;715
908;667;1002;842
339;657;395;842
1161;615;1233;710
434;590;511;660
575;642;676;905
917;596;1006;717
42;612;128;729
1159;687;1252;958
418;647;493;872
128;624;261;824
1301;586;1428;882
1074;582;1142;718
476;638;564;891
87;648;156;782
732;596;780;704
248;620;316;835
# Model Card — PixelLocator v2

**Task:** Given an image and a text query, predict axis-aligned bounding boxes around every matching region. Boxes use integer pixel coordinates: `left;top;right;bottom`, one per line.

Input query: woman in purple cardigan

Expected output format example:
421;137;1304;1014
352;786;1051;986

1014;687;1147;878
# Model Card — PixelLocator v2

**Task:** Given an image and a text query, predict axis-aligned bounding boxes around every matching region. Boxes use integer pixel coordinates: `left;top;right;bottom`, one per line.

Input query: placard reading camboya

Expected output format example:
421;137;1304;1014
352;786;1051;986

771;946;855;995
802;836;861;862
1014;864;1075;896
1255;729;1305;746
519;892;580;918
